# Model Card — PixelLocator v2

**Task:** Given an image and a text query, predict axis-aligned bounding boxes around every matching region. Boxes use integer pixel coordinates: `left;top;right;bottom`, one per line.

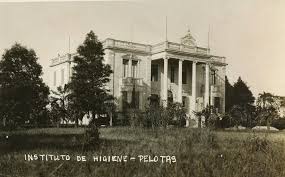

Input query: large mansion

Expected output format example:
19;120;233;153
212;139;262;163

49;31;227;126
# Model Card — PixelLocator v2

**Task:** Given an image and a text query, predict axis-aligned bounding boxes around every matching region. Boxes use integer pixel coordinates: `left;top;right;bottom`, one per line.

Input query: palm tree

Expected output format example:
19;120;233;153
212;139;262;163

257;92;277;109
50;84;70;126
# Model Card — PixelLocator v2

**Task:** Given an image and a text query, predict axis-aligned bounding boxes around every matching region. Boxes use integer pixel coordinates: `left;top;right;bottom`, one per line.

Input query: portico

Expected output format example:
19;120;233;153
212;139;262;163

152;54;213;126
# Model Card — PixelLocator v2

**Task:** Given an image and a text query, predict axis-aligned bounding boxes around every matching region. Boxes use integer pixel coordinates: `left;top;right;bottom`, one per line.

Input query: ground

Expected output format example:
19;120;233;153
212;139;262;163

0;127;285;177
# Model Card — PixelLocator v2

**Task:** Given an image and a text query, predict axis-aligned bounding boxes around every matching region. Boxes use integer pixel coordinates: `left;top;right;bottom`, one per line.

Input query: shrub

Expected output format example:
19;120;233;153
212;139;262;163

272;118;285;130
144;104;164;128
167;102;187;127
194;106;222;129
143;102;187;129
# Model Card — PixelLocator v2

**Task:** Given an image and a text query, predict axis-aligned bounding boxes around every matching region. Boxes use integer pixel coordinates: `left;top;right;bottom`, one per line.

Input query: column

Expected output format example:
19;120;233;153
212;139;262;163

162;56;168;107
137;60;140;78
177;59;183;103
189;61;197;127
204;63;210;107
128;59;132;77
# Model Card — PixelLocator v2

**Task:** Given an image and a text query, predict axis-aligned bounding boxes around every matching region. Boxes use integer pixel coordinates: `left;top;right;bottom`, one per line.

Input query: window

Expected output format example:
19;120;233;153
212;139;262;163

170;66;175;83
61;69;65;85
53;71;57;86
132;60;138;78
151;64;158;82
123;59;128;77
182;70;187;84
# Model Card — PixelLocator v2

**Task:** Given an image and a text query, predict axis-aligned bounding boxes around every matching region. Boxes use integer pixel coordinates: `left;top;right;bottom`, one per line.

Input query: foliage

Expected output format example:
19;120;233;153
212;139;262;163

225;76;234;112
143;101;187;129
68;31;113;123
232;77;255;106
0;43;49;128
50;85;70;126
144;103;167;129
167;102;187;127
49;100;63;127
223;77;256;128
194;106;222;129
256;92;280;130
257;92;279;110
229;104;257;128
272;118;285;130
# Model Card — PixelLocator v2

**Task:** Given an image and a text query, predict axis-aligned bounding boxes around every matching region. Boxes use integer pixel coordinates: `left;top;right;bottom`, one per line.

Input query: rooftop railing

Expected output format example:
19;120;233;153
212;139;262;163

151;41;208;54
103;38;151;53
51;39;225;65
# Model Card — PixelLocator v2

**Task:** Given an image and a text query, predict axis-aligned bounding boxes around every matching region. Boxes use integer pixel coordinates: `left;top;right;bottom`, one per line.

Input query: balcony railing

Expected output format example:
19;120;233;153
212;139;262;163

211;85;221;94
121;77;143;87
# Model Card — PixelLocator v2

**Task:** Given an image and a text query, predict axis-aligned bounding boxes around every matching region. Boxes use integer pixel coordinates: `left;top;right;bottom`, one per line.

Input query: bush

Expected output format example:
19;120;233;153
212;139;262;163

272;118;285;130
143;105;164;128
143;102;187;129
194;106;223;129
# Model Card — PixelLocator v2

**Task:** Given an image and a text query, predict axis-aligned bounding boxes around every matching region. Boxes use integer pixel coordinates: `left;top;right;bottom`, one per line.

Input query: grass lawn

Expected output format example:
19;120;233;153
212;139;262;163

0;127;285;177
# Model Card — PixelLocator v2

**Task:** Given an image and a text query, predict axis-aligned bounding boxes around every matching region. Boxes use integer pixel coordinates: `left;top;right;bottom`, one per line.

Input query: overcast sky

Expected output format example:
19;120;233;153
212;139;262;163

0;0;284;97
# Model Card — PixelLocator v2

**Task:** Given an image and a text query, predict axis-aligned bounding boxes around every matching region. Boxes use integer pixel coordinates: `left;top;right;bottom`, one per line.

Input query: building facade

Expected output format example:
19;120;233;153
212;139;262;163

49;31;227;126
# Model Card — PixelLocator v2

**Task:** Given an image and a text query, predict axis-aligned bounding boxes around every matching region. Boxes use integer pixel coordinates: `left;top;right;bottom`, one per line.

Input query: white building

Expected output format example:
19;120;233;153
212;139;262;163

49;31;227;126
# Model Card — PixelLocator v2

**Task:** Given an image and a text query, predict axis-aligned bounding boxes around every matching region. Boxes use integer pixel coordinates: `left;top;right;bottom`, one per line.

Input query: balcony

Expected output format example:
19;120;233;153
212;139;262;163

120;77;144;92
211;85;223;97
122;77;143;85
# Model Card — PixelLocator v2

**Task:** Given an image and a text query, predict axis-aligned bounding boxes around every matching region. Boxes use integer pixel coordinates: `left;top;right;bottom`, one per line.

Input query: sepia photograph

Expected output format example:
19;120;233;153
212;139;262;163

0;0;285;176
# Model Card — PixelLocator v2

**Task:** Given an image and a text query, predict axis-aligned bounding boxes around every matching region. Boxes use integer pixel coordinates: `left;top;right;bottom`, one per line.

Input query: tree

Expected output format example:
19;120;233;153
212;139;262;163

256;92;280;130
225;76;234;112
232;77;255;106
224;77;256;128
0;43;49;128
257;92;278;109
69;31;113;125
229;104;256;128
50;84;70;127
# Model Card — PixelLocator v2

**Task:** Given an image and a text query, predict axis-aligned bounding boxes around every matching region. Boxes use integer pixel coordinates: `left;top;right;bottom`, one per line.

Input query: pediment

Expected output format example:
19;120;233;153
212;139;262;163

181;30;196;46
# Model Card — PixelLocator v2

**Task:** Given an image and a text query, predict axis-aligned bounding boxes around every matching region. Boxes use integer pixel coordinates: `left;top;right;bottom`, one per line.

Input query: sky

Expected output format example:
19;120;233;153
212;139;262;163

0;0;284;97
